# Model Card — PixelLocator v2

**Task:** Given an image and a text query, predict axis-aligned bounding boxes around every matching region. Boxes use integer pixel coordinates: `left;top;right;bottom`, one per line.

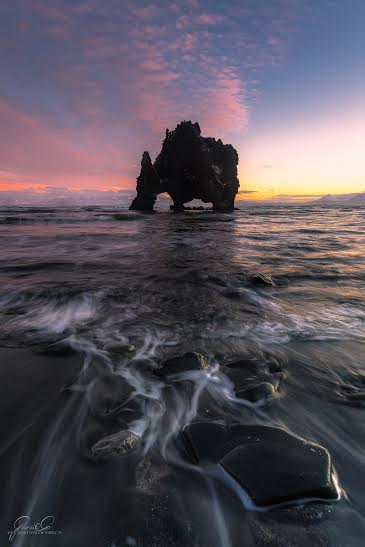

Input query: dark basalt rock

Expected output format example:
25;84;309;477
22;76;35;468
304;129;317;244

129;121;239;212
184;423;293;464
129;358;162;376
129;151;160;212
157;352;208;378
248;273;275;287
224;358;285;392
91;430;141;459
183;422;338;507
220;436;338;507
184;422;233;463
236;382;277;404
103;340;135;355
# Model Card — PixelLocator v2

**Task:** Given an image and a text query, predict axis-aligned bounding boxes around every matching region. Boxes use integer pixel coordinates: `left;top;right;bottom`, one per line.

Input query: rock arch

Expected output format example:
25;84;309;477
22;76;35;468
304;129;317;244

129;121;240;213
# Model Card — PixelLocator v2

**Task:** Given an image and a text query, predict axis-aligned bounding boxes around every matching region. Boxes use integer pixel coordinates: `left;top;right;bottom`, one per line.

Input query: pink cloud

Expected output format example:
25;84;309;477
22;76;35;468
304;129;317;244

182;32;198;51
129;4;161;19
83;36;119;59
30;1;68;21
141;59;165;71
1;0;309;191
176;15;191;29
196;13;223;25
200;71;249;135
0;98;134;188
145;71;179;82
176;11;223;29
134;85;178;133
0;99;85;172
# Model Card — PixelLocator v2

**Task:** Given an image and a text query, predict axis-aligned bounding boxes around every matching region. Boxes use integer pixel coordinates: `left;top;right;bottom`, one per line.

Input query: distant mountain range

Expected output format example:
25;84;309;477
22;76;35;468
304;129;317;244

309;192;365;205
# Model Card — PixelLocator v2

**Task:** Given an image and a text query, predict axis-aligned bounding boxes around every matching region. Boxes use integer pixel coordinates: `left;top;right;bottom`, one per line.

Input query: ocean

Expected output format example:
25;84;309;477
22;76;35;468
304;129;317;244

0;205;364;546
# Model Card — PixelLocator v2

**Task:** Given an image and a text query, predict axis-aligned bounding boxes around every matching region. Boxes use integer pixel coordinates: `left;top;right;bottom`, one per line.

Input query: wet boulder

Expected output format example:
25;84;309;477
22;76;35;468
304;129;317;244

248;273;275;287
224;358;284;392
183;422;338;507
129;358;162;377
103;340;135;355
220;431;338;507
157;352;208;378
184;422;291;464
91;430;141;459
225;359;267;384
183;422;233;463
236;382;277;404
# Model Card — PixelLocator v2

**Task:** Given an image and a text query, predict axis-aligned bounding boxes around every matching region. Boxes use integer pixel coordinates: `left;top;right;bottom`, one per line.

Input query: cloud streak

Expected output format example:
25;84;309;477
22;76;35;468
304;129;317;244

0;0;310;193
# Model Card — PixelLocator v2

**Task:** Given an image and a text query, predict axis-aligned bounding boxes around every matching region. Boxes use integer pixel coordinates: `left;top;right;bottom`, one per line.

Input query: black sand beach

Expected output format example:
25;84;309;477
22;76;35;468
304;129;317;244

1;206;365;546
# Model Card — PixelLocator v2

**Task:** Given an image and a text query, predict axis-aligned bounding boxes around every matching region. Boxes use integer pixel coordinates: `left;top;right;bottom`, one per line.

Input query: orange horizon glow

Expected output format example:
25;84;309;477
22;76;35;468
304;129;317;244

0;180;135;193
0;181;362;203
1;103;364;202
1;101;364;202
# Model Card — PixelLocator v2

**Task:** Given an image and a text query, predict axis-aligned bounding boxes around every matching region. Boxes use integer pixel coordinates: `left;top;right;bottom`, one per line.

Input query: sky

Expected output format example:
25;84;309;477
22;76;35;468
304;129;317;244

0;0;364;204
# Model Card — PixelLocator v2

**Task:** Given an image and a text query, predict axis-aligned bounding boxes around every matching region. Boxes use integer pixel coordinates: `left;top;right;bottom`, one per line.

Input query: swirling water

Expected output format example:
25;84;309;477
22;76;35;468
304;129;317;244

0;205;365;546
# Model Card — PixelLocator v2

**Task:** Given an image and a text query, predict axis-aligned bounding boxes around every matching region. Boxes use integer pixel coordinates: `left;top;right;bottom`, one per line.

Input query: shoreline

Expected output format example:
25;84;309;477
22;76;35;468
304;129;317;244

0;345;364;546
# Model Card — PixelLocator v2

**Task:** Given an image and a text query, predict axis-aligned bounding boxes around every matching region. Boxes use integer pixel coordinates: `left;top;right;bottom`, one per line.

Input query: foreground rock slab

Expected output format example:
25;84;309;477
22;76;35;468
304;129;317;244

184;422;338;507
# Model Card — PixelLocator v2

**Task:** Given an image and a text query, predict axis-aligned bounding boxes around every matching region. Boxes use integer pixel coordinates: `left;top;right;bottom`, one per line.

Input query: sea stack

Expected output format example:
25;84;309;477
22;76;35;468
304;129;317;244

129;121;240;212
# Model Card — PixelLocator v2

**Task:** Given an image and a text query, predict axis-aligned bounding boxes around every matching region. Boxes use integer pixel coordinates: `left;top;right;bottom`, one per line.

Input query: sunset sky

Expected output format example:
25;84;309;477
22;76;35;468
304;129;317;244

0;0;364;203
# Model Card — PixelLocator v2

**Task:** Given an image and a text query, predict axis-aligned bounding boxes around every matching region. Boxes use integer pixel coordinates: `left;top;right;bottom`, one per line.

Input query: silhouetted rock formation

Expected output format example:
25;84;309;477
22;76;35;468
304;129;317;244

129;121;240;212
129;151;160;212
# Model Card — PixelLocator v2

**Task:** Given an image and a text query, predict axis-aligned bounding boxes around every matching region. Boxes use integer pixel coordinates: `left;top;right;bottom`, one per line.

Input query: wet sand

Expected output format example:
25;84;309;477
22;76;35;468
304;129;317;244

1;206;365;545
1;346;365;546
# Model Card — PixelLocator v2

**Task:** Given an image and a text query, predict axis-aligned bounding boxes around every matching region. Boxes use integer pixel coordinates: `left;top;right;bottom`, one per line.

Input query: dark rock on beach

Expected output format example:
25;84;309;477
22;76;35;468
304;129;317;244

220;432;338;507
129;358;162;376
91;430;141;459
157;352;208;378
184;422;338;507
248;273;275;287
236;381;277;404
184;422;235;463
224;357;285;392
129;121;240;212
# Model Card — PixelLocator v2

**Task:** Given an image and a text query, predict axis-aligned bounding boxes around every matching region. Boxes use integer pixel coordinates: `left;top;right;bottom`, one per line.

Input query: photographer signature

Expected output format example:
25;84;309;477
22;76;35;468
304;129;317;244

8;515;60;542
